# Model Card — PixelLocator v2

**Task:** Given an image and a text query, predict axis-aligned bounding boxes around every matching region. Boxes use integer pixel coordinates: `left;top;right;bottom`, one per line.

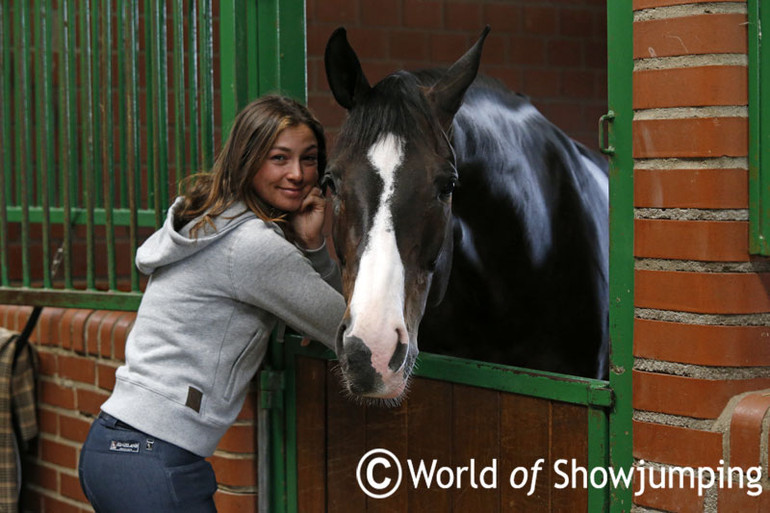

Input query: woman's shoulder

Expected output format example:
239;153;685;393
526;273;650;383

229;217;291;254
227;218;307;281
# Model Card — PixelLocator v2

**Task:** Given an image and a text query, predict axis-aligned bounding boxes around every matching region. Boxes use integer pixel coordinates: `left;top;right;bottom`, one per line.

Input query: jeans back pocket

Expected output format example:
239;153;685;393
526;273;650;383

165;459;218;506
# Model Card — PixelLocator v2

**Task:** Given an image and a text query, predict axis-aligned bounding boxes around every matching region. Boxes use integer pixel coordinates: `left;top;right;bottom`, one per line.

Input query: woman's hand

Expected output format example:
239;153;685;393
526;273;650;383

288;186;326;250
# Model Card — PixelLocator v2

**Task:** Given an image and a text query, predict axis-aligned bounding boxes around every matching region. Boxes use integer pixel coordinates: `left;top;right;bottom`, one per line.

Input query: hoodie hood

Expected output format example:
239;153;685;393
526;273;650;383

136;197;276;275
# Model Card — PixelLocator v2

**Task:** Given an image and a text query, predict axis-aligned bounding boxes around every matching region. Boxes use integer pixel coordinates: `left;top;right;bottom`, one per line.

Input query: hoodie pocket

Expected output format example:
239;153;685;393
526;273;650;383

223;330;263;401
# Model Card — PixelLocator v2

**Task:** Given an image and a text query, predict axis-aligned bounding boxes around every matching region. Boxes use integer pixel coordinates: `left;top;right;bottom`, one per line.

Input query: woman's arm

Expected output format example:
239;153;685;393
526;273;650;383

230;224;345;351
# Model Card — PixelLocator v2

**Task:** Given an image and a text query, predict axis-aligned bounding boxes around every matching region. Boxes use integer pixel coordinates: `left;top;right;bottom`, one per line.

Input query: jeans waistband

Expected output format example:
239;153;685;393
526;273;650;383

98;411;138;431
95;411;203;464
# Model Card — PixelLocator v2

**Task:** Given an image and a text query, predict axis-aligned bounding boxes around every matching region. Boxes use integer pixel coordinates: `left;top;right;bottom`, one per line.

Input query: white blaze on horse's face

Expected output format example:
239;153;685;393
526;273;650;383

341;133;411;399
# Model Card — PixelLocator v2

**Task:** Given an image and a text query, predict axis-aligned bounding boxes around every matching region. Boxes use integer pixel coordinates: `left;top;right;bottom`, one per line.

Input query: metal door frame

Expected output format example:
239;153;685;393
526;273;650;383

265;1;635;511
606;1;634;511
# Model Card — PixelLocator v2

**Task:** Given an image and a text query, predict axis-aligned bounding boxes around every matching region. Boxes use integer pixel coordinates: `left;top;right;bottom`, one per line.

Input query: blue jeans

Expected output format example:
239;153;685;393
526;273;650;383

78;412;218;513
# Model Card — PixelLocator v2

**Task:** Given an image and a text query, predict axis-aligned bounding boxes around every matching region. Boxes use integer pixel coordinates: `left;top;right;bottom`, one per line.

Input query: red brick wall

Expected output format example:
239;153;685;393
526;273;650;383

306;0;608;149
0;306;259;513
631;1;770;510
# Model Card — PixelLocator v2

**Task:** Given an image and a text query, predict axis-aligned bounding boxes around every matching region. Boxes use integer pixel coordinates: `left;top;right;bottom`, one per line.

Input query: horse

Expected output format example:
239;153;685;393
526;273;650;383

322;27;609;403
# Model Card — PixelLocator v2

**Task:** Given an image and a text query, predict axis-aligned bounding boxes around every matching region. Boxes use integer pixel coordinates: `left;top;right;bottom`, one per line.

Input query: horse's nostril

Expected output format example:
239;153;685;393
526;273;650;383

388;341;408;372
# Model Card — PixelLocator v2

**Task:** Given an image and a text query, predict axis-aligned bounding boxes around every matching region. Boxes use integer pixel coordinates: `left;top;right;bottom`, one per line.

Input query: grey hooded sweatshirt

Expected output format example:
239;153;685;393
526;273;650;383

101;197;345;457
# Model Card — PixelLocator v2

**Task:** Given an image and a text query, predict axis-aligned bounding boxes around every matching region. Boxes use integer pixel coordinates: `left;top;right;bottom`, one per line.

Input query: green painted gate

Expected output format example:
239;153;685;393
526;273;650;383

0;0;306;310
1;1;634;512
265;336;616;511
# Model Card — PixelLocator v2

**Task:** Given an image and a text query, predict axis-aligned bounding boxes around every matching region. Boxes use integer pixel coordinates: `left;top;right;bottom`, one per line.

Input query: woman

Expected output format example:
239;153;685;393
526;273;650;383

78;95;345;512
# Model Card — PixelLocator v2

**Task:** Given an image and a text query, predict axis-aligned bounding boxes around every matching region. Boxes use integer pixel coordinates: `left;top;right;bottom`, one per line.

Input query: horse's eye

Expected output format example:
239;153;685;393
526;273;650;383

321;174;338;195
438;178;456;199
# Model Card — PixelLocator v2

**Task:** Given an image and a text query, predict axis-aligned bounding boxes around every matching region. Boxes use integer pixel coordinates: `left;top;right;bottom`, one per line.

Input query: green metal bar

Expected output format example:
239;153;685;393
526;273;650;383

144;0;156;217
283;340;300;513
146;0;170;223
0;1;11;287
117;0;128;209
36;1;54;288
748;0;770;255
748;0;760;251
220;0;249;133
103;0;117;291
60;0;78;289
246;2;260;101
15;1;32;288
81;0;96;290
286;335;612;407
587;407;611;512
268;329;288;513
5;207;159;228
254;0;307;101
417;353;613;407
172;0;186;188
90;0;103;208
278;0;307;102
149;0;169;226
188;0;200;174
257;0;280;96
199;0;215;169
159;0;170;216
0;287;142;311
125;0;141;292
606;0;634;512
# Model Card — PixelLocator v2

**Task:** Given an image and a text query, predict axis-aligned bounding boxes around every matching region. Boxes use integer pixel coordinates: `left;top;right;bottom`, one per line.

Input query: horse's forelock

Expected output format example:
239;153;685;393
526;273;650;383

336;72;443;154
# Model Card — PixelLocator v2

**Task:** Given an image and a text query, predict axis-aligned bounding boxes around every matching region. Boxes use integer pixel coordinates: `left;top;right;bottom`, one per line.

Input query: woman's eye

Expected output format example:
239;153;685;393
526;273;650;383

270;154;287;162
303;155;319;164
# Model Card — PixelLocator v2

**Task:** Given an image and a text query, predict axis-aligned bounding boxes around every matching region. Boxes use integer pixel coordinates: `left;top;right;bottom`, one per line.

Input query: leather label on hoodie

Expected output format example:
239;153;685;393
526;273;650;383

186;386;203;413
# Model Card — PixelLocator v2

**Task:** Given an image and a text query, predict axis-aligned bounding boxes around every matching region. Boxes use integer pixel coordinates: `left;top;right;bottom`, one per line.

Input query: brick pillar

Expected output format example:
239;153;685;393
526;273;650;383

632;2;770;511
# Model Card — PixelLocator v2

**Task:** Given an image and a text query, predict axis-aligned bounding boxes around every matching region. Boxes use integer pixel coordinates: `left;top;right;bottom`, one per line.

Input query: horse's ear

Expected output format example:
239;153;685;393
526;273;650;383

428;26;490;130
324;27;371;110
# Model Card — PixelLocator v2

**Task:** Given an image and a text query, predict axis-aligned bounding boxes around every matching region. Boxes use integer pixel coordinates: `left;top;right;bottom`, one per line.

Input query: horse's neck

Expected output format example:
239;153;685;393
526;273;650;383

451;105;558;270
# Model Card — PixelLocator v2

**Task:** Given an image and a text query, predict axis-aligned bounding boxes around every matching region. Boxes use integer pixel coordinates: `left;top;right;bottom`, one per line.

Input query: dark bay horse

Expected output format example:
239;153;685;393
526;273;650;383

323;27;609;402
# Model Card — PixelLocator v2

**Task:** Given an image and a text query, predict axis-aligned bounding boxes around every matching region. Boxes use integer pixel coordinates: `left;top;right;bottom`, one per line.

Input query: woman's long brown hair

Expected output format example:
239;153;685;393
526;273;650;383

176;95;326;238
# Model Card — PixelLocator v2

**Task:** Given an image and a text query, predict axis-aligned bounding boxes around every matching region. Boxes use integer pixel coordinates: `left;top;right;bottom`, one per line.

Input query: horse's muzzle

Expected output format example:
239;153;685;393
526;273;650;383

337;330;413;399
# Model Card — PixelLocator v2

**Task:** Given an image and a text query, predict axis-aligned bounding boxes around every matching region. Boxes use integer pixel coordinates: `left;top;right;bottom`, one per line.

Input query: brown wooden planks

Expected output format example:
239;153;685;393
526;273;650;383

295;356;328;513
501;394;553;512
451;383;501;512
296;357;593;512
550;402;589;512
365;393;409;511
406;377;454;512
326;361;368;512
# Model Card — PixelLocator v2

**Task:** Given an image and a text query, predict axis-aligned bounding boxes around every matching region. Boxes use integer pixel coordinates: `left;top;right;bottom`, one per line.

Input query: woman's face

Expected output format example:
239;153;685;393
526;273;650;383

252;123;319;212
